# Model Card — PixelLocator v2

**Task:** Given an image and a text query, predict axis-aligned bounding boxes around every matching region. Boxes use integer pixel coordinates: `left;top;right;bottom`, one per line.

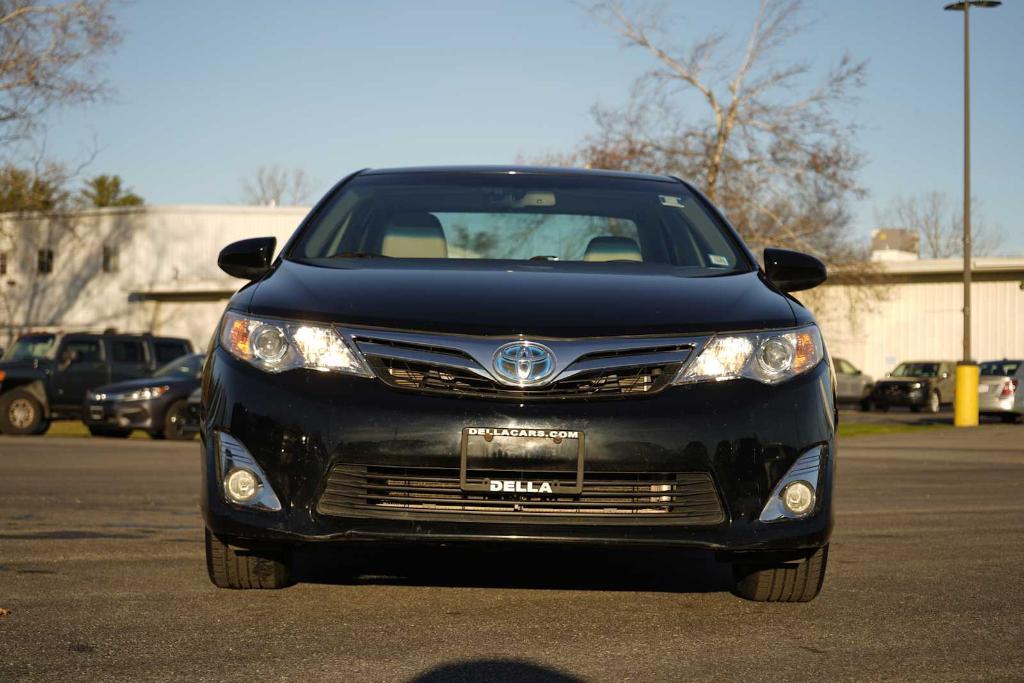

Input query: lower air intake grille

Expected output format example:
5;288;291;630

318;465;726;525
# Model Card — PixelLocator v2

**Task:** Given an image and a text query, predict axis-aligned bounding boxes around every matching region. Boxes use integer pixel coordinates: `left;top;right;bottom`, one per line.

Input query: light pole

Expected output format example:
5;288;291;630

944;0;1000;427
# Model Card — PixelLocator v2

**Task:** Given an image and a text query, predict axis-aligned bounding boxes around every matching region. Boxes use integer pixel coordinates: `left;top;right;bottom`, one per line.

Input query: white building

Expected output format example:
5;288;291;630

1;206;1021;378
809;258;1024;379
0;205;309;350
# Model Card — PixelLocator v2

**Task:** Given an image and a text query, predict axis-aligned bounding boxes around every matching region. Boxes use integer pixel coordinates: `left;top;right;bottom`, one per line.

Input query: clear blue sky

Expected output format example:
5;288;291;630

38;0;1024;253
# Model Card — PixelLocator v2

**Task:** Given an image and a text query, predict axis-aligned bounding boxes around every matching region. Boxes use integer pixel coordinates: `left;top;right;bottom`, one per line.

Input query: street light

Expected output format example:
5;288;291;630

943;0;1000;428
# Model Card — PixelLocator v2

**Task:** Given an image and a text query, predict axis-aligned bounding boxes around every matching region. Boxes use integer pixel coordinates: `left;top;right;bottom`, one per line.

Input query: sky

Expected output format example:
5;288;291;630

34;0;1024;254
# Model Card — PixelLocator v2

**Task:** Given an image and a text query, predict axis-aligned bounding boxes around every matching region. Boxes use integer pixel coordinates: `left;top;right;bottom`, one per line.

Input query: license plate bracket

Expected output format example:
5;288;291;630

459;427;585;495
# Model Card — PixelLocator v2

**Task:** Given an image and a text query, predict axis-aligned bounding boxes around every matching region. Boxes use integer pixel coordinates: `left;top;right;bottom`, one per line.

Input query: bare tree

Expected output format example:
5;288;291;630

881;192;1002;259
0;0;119;146
547;0;868;268
240;165;314;206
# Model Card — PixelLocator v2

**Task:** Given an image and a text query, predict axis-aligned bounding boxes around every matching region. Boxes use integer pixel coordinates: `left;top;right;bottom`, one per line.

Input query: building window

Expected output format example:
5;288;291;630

37;249;54;275
102;245;119;273
0;252;6;276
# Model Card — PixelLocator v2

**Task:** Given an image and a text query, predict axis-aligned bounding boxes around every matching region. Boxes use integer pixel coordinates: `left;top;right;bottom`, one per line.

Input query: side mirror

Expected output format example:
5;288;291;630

763;248;827;292
218;237;276;280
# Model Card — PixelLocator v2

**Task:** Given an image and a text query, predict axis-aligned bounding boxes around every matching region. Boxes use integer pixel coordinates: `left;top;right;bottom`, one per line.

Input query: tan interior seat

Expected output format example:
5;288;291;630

381;212;448;258
583;236;642;262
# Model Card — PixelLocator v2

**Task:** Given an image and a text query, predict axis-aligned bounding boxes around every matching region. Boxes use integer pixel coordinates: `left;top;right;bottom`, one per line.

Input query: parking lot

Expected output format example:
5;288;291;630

1;425;1022;682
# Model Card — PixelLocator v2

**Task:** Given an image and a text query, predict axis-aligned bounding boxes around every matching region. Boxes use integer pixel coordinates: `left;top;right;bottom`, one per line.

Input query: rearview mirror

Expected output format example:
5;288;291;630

218;237;276;280
763;248;827;292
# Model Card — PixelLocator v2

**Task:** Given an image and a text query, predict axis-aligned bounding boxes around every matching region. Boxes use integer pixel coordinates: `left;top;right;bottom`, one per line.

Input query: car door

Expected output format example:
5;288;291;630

50;336;109;409
108;337;150;382
833;358;854;400
938;363;956;401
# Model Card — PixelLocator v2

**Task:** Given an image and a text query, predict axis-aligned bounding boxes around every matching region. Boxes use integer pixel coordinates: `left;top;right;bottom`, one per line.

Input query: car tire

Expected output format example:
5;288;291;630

162;400;193;441
205;529;293;590
731;545;828;603
910;404;921;413
0;389;46;436
859;399;871;412
87;425;132;438
927;390;941;414
876;403;889;412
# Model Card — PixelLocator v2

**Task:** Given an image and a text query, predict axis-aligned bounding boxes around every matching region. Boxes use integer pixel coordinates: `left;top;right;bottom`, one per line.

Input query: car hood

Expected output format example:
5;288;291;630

94;376;198;395
245;260;797;337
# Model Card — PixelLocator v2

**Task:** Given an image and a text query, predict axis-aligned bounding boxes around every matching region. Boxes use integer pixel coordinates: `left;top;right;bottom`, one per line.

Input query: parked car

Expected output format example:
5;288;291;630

201;165;836;602
84;353;205;439
832;357;873;410
978;359;1022;423
0;332;193;435
870;360;957;413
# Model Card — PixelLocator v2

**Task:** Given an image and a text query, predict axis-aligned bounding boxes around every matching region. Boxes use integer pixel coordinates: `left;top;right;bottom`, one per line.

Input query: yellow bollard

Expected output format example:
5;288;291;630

954;362;980;427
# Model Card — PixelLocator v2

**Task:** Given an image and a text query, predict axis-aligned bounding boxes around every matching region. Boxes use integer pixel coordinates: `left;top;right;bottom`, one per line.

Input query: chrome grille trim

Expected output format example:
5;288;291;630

339;326;709;396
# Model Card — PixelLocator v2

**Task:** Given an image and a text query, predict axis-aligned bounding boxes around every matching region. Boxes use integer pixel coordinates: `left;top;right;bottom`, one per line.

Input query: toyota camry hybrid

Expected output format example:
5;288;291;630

201;166;835;602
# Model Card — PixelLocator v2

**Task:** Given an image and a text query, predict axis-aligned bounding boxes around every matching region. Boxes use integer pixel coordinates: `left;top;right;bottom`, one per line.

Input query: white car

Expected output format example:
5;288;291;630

978;359;1022;423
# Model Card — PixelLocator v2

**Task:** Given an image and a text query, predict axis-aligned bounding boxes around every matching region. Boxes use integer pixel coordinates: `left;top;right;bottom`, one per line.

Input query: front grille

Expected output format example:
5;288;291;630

367;356;678;400
318;465;726;525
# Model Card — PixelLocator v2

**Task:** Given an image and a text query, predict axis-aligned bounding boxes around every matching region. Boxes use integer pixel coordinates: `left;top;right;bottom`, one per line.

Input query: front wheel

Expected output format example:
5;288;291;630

162;399;193;441
731;545;829;603
859;399;872;412
205;529;293;589
0;389;46;436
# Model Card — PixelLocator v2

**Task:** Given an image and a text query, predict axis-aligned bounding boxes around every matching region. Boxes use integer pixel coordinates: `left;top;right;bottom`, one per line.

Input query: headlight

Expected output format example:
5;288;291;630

220;311;372;376
105;385;169;402
125;385;169;401
675;325;823;385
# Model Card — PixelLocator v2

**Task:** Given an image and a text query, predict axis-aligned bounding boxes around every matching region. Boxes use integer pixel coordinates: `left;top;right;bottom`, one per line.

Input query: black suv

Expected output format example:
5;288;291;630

0;332;193;435
201;166;835;602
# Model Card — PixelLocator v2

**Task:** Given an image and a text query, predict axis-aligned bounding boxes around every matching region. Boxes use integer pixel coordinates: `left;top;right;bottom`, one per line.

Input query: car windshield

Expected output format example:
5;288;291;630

153;354;204;379
980;360;1021;376
3;334;56;361
290;172;747;273
891;363;939;377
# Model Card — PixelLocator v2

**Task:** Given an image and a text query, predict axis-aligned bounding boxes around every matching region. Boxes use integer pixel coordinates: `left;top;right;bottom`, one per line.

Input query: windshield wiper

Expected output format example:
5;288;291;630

327;252;391;259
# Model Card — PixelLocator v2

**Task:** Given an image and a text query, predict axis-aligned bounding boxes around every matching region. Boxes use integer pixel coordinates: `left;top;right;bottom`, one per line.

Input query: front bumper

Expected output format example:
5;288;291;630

872;383;926;407
83;399;156;430
200;348;836;556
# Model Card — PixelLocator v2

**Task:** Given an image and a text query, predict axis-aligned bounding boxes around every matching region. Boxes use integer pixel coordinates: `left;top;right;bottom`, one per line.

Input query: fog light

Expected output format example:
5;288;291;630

782;481;814;515
215;432;282;512
759;445;826;523
225;468;258;502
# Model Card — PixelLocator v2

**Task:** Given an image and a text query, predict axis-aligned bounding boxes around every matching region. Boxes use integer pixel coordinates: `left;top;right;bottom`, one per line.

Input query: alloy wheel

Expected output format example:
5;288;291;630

9;398;35;429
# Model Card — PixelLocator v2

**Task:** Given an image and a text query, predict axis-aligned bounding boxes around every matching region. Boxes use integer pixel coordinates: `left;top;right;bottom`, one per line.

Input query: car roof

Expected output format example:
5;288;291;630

360;165;680;184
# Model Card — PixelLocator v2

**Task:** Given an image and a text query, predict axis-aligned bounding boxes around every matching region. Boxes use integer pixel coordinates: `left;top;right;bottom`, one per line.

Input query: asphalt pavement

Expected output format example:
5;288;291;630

1;427;1022;681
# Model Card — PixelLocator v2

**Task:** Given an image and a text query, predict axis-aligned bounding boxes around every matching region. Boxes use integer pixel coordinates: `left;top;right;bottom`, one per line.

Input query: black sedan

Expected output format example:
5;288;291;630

84;354;204;440
201;166;834;602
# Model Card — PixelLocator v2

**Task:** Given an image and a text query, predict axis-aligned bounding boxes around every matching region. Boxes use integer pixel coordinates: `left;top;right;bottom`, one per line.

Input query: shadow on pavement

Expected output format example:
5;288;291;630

410;659;583;682
291;543;733;594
